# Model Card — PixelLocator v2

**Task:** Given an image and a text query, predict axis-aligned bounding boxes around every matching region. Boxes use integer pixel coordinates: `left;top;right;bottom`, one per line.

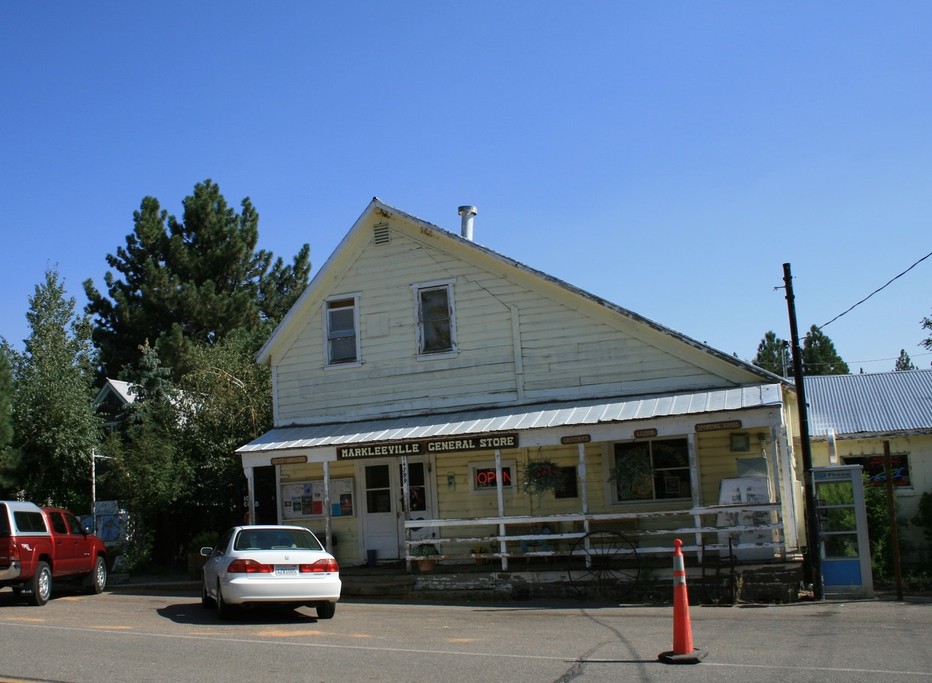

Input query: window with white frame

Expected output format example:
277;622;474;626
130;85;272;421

415;282;456;355
325;297;359;365
611;438;691;501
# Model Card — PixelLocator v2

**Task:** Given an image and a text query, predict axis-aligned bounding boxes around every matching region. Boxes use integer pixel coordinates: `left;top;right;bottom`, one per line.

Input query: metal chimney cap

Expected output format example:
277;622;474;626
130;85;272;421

457;205;477;217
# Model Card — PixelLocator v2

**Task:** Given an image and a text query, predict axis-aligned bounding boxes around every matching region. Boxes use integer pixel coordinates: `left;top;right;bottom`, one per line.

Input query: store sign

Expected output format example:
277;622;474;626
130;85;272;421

337;432;519;460
560;434;591;444
695;420;742;433
271;455;308;465
634;428;658;438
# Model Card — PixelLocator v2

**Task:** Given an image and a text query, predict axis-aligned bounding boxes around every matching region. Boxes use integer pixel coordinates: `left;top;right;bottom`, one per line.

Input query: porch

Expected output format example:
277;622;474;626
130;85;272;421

374;503;803;604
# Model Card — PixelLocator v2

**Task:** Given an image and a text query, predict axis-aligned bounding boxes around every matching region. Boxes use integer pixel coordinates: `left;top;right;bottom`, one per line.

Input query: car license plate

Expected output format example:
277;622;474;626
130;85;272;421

275;565;298;576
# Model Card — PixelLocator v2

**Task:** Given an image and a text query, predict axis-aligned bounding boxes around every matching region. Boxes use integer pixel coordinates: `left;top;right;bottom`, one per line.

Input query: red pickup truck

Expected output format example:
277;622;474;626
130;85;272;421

0;500;108;605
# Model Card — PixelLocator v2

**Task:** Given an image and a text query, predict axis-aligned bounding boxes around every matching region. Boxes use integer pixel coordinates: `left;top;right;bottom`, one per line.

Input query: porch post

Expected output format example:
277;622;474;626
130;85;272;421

495;449;508;571
244;466;256;525
687;433;703;559
577;442;589;533
323;460;333;552
400;456;410;560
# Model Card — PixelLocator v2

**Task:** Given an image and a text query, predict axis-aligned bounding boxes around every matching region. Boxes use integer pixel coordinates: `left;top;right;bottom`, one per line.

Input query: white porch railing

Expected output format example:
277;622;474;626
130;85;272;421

403;504;786;571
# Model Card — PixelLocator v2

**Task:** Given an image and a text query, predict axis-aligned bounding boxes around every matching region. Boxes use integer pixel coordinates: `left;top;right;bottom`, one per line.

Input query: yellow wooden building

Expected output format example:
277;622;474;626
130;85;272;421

237;200;806;591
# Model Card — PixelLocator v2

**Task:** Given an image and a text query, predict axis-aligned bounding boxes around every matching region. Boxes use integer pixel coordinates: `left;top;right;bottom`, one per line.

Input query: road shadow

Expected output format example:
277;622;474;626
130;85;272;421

156;601;322;626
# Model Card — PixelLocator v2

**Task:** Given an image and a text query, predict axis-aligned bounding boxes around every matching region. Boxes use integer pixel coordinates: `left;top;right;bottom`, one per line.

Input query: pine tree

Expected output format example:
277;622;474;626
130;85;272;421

753;331;791;376
8;268;101;509
84;180;310;378
802;325;850;375
922;312;932;355
894;349;916;371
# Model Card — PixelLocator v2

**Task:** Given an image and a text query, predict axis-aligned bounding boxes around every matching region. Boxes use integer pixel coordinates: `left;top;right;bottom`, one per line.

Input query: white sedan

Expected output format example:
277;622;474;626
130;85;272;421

200;525;341;620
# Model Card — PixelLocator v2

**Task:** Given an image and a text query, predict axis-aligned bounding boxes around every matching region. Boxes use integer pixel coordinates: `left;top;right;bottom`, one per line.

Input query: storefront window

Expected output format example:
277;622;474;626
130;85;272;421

843;454;911;488
613;438;690;501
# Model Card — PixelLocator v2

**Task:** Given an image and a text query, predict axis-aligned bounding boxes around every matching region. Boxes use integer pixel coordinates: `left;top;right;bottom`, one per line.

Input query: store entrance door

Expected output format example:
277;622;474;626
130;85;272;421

361;458;432;561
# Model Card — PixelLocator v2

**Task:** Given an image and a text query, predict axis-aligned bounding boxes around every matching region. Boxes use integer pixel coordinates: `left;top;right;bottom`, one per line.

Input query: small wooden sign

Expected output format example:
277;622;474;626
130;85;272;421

633;428;658;438
695;420;742;433
560;434;591;444
271;455;308;465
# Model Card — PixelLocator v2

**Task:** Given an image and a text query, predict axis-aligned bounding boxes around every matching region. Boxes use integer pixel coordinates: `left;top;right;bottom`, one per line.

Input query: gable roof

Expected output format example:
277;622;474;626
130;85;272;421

93;378;136;407
256;198;785;387
806;369;932;438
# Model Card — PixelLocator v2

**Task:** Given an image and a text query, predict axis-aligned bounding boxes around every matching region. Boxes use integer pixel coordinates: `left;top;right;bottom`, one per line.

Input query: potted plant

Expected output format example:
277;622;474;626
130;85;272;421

470;544;490;565
411;543;440;572
522;460;567;496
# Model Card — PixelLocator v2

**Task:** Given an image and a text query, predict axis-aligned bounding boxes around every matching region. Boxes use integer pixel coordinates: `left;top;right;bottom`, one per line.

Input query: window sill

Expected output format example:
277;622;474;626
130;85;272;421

324;361;362;370
416;350;458;361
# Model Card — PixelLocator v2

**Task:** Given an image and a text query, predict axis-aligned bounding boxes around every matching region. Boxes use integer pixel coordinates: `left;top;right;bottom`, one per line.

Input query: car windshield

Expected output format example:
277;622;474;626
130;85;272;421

234;528;322;551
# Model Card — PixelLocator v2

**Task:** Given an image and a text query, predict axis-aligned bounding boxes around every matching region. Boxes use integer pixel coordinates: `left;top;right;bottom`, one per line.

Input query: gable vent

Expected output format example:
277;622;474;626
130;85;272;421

373;224;391;245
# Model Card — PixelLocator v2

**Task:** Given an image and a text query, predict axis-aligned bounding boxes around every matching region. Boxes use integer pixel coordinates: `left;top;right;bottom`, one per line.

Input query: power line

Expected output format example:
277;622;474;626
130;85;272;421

820;250;932;329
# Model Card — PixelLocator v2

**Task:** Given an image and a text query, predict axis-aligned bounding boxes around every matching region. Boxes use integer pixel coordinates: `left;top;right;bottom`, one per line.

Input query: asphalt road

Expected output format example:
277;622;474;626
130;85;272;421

0;586;930;683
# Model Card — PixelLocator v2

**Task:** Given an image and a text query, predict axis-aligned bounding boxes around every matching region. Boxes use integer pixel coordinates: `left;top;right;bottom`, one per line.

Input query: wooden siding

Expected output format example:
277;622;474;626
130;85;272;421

274;223;733;425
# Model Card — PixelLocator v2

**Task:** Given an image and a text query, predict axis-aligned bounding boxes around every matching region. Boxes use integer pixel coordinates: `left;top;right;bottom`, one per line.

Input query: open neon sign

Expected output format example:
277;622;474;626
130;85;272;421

473;467;513;489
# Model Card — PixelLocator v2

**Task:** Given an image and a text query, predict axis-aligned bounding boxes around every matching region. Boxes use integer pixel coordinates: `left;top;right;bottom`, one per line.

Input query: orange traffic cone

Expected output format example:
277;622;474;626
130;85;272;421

658;538;707;664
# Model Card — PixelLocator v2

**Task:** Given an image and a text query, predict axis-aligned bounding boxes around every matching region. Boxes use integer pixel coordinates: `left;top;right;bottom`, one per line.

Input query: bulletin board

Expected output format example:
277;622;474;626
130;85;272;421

281;478;355;520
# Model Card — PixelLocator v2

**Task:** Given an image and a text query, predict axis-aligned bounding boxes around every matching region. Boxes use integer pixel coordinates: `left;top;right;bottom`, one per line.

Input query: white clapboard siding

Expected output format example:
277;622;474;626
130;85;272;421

272;211;756;426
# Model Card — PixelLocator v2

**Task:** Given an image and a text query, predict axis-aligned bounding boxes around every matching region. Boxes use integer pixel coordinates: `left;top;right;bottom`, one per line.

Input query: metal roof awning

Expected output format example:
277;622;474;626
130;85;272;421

237;384;784;455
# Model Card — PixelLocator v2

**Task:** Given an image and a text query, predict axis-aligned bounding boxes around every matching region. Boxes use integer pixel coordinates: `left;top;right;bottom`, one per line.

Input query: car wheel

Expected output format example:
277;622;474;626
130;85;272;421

316;602;336;620
28;561;52;606
201;579;215;608
84;556;107;594
216;582;235;620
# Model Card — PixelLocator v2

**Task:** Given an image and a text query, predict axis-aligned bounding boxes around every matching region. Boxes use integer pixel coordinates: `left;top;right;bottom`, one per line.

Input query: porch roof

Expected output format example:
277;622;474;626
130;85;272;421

237;383;783;454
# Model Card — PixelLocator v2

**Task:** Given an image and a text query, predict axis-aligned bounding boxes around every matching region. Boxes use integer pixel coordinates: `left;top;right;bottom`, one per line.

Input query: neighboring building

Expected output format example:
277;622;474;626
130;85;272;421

237;200;805;590
806;369;932;566
93;378;136;429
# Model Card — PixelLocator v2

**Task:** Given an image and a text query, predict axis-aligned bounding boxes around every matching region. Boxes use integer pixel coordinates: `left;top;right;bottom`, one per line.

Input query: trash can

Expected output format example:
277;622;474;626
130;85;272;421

367;549;378;568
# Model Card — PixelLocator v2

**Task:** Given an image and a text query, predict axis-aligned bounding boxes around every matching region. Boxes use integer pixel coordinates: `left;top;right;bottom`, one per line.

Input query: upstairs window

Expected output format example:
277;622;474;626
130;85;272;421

326;297;359;365
612;438;691;501
415;282;456;356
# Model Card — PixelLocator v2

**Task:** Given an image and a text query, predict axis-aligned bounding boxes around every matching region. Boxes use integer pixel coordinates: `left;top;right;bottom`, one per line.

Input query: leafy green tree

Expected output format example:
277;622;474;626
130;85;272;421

0;345;17;496
7;268;101;509
176;326;274;535
802;325;850;375
895;349;916;371
84;179;310;378
753;331;790;376
106;341;193;566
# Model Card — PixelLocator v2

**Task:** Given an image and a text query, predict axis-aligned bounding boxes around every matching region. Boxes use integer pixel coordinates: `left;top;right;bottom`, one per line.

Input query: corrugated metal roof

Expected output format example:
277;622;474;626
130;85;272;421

237;384;784;453
805;369;932;437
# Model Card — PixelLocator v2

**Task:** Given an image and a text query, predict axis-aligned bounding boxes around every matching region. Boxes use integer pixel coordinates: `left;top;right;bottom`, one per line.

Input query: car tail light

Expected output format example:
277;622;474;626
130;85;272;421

7;541;20;562
299;558;339;573
226;558;273;574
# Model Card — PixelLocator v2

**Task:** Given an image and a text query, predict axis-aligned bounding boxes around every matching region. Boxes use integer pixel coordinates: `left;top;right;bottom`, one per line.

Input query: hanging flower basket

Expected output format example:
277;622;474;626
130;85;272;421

522;460;566;496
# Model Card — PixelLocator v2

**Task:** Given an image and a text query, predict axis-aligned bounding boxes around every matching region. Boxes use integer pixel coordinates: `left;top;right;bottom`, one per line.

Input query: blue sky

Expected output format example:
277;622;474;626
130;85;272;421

2;2;930;373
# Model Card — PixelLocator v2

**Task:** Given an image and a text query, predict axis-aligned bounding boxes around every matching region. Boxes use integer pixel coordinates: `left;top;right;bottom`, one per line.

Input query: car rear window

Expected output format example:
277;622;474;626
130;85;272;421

235;529;323;551
14;511;47;533
0;504;9;534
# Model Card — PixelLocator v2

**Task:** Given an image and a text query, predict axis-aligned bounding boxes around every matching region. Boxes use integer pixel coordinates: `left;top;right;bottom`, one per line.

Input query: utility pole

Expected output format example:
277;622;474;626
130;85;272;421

782;263;824;600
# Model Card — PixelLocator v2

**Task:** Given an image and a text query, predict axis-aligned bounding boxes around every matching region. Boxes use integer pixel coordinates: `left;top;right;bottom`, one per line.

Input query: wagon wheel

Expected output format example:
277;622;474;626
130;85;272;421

568;530;639;601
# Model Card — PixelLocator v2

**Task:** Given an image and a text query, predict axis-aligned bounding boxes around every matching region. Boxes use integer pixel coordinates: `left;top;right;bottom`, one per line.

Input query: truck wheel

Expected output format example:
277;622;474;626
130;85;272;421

84;556;107;594
28;561;52;606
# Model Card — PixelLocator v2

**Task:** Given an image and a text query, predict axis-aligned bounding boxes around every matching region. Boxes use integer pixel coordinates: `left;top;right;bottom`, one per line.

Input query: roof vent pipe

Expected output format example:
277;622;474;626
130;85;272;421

458;205;477;241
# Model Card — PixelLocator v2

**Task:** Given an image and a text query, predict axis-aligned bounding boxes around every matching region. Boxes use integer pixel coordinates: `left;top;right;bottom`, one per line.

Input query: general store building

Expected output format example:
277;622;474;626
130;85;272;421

237;200;805;591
